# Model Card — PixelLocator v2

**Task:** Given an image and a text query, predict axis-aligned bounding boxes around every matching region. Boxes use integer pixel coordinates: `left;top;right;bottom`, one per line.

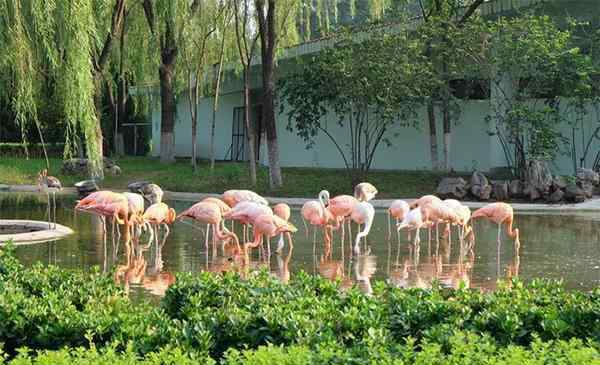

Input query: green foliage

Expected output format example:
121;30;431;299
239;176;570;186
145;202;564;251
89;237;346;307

0;245;597;363
484;15;598;176
279;29;431;181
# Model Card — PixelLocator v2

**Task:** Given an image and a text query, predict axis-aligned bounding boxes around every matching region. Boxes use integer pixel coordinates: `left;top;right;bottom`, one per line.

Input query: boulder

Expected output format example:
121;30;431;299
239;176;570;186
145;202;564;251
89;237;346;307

139;183;164;206
564;183;586;203
522;182;541;201
576;168;600;186
523;160;553;201
491;180;509;201
74;180;99;199
470;171;492;200
62;158;118;175
551;176;568;191
436;177;468;199
579;181;594;199
547;189;564;203
509;180;524;198
105;165;121;176
128;181;152;193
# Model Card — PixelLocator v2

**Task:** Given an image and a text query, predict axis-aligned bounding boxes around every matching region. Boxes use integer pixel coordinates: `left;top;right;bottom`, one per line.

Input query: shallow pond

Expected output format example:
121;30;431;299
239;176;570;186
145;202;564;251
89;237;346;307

1;194;599;299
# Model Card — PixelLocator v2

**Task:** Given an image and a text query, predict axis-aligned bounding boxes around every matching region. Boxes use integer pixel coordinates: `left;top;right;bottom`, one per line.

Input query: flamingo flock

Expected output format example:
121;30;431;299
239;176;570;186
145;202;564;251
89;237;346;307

65;177;522;293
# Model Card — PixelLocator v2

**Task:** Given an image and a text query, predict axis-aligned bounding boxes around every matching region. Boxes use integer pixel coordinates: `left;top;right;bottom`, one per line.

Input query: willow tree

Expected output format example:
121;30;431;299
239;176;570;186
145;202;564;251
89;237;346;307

1;0;127;178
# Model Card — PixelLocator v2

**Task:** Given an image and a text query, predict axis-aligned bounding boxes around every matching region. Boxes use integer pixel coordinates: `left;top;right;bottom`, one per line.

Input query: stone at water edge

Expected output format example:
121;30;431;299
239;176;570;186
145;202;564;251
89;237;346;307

128;181;152;193
564;183;586;203
436;177;468;199
0;184;9;192
576;168;600;186
523;182;541;201
509;180;524;198
470;171;492;200
579;181;594;199
74;180;99;199
491;181;509;201
547;189;565;203
551;176;568;191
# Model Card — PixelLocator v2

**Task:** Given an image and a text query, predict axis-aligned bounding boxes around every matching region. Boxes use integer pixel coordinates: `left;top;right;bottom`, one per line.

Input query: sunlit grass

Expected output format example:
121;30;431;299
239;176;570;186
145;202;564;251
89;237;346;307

0;156;454;198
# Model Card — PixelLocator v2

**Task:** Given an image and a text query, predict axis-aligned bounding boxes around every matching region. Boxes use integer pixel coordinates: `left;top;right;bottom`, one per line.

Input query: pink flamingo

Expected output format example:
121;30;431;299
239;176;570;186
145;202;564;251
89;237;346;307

142;202;176;248
409;195;442;210
222;189;268;207
301;200;336;256
319;190;358;244
224;201;272;237
397;207;431;246
350;201;375;254
75;191;130;242
471;202;520;251
420;200;462;246
201;197;233;243
442;199;473;242
387;200;410;241
244;214;297;257
178;201;241;253
273;203;291;253
353;182;378;202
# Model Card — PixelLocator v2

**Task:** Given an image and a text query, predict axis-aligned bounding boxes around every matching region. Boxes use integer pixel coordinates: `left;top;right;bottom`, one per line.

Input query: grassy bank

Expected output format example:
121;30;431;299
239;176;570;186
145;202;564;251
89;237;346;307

0;157;453;198
0;247;597;363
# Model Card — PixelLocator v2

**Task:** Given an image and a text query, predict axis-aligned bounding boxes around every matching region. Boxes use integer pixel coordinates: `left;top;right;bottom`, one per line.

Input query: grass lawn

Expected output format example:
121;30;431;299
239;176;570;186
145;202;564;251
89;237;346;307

0;156;454;198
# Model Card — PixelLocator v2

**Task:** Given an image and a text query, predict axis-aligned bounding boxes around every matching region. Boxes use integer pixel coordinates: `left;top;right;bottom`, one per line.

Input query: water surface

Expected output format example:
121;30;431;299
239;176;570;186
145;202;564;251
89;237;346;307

1;195;598;299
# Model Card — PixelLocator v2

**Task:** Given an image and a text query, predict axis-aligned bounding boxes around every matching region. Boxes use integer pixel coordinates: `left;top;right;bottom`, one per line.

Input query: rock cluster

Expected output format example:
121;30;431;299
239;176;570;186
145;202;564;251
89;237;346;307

436;164;599;203
62;158;121;176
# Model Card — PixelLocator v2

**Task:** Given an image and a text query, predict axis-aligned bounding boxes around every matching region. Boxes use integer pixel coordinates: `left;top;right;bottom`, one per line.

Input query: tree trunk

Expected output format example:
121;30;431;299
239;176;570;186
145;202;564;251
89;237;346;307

159;58;176;163
257;0;283;188
92;76;105;180
442;92;451;171
210;33;226;171
244;71;257;185
427;100;439;171
189;74;198;171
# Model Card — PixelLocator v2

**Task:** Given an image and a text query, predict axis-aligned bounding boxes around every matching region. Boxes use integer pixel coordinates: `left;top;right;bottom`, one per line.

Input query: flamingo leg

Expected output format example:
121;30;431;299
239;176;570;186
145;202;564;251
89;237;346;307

52;191;57;230
286;232;293;250
205;223;210;250
267;235;271;258
46;191;51;229
276;233;285;254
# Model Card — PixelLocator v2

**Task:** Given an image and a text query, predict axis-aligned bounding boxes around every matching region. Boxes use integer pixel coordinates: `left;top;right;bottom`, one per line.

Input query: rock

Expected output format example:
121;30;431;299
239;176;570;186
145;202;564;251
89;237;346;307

509;180;524;198
436;177;468;199
128;181;152;193
62;158;119;175
579;181;594;199
564;183;586;203
0;184;9;192
74;180;99;198
139;183;164;205
491;180;509;201
551;176;568;191
523;182;541;201
547;189;564;203
576;168;599;186
470;171;491;200
104;165;121;176
523;160;553;201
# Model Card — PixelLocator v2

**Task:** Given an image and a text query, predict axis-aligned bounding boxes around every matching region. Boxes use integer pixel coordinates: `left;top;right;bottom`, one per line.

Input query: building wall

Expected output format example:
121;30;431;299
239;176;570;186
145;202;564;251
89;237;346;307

150;90;600;176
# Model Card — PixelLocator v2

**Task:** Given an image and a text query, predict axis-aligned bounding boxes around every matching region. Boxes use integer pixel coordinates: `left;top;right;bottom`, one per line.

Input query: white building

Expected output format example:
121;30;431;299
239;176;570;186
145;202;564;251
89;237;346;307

142;0;600;176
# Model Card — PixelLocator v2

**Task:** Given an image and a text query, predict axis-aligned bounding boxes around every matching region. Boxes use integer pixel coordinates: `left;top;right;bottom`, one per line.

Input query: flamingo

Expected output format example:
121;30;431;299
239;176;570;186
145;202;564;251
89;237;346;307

442;199;473;242
397;207;431;246
273;203;291;253
223;201;273;243
75;190;131;246
37;169;62;229
244;213;297;258
353;182;378;202
222;189;268;207
471;202;520;251
319;190;359;244
409;194;442;209
178;201;241;253
301;200;336;256
142;202;176;249
351;201;375;254
122;192;147;242
200;197;233;244
387;200;410;240
420;200;462;247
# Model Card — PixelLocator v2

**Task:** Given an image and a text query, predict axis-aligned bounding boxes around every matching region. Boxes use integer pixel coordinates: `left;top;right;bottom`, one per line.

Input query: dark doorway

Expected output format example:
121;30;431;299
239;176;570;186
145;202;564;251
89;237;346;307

230;105;262;162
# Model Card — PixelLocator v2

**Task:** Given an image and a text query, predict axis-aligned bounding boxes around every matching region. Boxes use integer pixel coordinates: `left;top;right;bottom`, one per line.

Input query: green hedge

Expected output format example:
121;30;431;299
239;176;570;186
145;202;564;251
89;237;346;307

0;143;64;158
2;336;599;365
0;246;598;363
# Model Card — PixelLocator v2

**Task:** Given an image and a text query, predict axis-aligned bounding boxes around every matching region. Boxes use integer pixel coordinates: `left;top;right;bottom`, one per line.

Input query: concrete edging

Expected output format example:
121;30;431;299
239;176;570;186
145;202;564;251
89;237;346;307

0;219;74;245
3;184;600;213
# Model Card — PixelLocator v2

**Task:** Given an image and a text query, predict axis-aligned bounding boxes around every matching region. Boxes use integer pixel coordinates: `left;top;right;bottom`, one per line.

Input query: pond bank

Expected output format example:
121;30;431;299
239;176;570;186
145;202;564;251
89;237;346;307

4;184;600;212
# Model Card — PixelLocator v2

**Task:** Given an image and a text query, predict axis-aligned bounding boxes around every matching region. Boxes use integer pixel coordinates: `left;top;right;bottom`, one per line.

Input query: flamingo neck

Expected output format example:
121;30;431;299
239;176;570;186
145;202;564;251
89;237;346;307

354;207;374;248
318;191;329;208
